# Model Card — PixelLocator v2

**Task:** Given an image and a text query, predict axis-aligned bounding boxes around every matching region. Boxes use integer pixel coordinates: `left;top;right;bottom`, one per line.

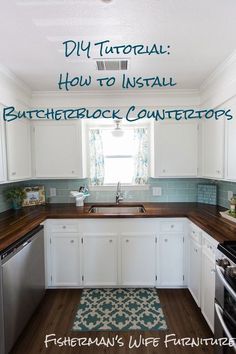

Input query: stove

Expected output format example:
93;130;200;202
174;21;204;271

218;241;236;264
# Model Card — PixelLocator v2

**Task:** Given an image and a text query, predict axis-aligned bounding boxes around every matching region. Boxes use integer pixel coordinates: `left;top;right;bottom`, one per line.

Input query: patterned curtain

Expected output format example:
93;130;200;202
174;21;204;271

133;128;148;184
89;129;104;185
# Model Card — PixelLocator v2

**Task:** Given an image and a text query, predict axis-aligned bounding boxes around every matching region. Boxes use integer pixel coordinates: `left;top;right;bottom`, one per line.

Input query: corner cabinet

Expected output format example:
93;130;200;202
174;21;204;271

5;118;31;180
151;121;198;177
188;223;202;306
202;117;224;179
32;121;86;178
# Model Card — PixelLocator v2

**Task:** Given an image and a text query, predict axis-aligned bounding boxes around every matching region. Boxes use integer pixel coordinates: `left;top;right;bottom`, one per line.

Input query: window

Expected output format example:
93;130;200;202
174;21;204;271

88;125;149;185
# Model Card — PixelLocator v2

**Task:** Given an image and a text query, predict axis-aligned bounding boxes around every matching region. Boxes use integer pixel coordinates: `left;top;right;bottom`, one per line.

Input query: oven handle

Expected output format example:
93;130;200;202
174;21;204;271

215;303;236;352
216;265;236;302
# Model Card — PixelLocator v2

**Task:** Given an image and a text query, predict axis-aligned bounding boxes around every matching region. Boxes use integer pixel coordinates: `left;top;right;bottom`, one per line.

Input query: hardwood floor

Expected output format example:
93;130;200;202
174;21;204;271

11;289;214;354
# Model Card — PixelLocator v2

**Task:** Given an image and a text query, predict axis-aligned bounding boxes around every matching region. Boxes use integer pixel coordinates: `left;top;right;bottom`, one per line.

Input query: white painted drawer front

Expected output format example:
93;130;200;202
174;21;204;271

49;220;78;233
160;221;183;233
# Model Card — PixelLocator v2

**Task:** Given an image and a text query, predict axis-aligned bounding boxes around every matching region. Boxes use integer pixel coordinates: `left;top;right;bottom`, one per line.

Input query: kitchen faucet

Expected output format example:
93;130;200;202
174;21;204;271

116;182;123;204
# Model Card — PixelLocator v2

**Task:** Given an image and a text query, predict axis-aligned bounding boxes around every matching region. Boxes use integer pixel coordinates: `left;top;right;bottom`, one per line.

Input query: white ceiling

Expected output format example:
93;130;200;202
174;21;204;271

0;0;235;91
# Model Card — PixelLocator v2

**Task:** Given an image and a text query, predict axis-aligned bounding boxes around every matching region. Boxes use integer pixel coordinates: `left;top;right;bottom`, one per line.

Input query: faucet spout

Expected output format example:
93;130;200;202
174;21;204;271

115;182;123;204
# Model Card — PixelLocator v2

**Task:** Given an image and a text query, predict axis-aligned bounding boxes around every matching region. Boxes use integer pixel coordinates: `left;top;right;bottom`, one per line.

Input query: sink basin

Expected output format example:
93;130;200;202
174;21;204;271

88;204;146;214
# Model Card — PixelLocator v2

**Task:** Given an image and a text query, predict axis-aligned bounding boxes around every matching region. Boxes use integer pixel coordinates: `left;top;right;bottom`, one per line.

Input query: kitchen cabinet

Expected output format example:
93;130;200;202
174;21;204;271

202;117;224;179
5;118;31;180
121;234;156;286
0;113;7;183
151;121;198;177
32;121;86;178
158;234;184;287
188;225;202;306
50;233;81;287
225;97;236;180
201;234;217;332
83;234;118;286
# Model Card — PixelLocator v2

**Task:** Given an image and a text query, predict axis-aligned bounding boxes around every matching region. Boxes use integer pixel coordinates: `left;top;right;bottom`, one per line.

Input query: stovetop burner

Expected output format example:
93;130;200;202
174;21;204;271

218;241;236;264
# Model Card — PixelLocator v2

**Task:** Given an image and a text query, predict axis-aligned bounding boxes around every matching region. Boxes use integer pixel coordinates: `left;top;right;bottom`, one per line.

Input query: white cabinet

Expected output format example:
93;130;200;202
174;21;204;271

50;234;81;287
202;117;224;179
188;224;202;306
83;234;118;286
158;234;184;287
33;121;86;178
225;97;236;180
46;220;81;287
152;121;198;177
0;113;7;183
6;119;31;180
201;234;217;332
158;220;185;287
121;234;156;286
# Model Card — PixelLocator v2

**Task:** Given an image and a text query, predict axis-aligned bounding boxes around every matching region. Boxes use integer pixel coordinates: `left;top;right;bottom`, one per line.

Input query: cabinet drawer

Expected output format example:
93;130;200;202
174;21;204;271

190;223;202;244
49;221;78;233
160;221;183;233
202;233;218;257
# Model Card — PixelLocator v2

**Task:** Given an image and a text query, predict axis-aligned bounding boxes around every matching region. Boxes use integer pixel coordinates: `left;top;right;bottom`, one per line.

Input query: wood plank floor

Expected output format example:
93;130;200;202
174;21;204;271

11;289;214;354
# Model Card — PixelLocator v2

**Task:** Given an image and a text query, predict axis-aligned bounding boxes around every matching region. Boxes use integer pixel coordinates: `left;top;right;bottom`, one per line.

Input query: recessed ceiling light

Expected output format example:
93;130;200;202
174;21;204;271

101;0;113;3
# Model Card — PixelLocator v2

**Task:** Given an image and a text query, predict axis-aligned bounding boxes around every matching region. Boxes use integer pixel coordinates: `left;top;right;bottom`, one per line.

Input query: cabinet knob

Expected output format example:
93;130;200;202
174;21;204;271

211;269;216;273
164;238;168;242
109;239;113;243
162;169;166;173
12;172;16;176
72;170;75;174
195;248;198;253
126;239;129;243
70;240;74;243
171;225;174;228
63;225;66;229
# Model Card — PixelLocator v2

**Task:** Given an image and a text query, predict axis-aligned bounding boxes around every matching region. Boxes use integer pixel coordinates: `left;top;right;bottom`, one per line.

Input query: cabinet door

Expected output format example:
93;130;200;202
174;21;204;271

6;119;31;180
83;234;118;286
188;238;201;306
202;118;224;179
121;234;156;287
33;121;84;178
154;121;198;177
158;234;184;286
51;234;80;287
201;250;215;332
0;116;7;183
225;98;236;180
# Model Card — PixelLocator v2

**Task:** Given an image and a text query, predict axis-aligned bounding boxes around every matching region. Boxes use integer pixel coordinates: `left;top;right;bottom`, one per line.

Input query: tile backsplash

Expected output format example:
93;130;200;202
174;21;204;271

0;178;234;213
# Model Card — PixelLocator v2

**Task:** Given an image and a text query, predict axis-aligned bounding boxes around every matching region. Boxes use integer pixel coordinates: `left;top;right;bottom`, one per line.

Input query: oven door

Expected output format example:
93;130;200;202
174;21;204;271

214;265;236;354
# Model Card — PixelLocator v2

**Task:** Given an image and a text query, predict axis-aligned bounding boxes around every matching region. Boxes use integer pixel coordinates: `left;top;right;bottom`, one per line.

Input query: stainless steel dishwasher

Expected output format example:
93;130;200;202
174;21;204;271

0;225;45;354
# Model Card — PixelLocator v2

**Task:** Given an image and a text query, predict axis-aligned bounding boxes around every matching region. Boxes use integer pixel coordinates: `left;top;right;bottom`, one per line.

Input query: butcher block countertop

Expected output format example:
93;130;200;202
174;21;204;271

0;202;236;252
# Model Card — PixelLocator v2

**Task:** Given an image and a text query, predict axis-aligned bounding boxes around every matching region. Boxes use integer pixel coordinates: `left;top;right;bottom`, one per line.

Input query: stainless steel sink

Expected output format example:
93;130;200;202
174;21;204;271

88;204;146;214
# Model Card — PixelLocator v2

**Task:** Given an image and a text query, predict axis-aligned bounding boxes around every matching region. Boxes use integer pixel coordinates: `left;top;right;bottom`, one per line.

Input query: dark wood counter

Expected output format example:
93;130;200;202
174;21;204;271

0;202;236;252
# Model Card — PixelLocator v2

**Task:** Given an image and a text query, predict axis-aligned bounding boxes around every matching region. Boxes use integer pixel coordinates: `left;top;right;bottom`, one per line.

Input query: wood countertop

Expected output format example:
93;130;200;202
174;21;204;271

0;202;236;252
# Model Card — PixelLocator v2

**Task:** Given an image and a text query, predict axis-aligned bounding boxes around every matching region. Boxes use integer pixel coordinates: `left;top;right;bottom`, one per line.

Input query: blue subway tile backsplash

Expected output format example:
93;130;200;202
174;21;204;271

0;178;234;213
197;184;217;205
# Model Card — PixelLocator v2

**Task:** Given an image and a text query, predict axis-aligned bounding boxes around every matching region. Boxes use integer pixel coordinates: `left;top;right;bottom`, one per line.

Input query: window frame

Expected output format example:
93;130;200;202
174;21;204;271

85;120;151;189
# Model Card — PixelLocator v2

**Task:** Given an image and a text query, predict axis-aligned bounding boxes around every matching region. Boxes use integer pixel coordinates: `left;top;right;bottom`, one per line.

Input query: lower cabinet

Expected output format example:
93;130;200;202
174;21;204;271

83;234;118;287
188;223;218;333
188;234;202;306
50;234;81;287
158;233;184;287
120;234;156;286
201;234;217;332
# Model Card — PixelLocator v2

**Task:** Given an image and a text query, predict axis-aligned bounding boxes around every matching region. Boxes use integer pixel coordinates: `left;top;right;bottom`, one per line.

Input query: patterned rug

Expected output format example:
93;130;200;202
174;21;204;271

72;288;168;331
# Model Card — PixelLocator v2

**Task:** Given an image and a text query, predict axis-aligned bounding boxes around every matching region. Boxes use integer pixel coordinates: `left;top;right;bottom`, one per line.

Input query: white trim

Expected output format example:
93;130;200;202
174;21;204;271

0;63;31;96
200;50;236;92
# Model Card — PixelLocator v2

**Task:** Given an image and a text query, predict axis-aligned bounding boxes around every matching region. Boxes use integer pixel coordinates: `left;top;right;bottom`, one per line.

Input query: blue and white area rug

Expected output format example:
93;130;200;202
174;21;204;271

72;288;168;331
